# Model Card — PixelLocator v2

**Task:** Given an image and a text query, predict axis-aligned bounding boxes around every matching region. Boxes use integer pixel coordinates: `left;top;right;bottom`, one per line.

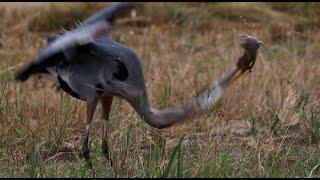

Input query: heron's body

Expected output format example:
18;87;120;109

39;35;145;102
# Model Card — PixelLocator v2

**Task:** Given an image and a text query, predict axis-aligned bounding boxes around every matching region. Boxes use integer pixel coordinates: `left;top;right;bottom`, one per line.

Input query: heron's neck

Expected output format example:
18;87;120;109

126;66;241;129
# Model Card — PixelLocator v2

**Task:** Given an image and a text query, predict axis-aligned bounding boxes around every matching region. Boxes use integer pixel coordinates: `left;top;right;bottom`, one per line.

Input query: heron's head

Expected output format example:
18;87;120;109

240;35;263;52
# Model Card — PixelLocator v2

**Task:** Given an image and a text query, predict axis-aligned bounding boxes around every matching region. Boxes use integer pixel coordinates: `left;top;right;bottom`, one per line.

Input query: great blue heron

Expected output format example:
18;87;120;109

15;2;263;168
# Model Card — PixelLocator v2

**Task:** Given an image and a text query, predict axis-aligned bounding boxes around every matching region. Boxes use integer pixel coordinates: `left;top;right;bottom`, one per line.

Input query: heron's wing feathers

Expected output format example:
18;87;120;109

14;23;105;81
38;21;109;63
82;2;136;26
46;2;136;45
40;2;137;63
35;2;137;65
15;2;137;81
47;33;63;44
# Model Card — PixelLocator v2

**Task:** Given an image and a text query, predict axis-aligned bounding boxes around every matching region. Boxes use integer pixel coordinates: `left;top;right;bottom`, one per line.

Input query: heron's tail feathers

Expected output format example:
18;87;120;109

14;63;44;82
14;64;33;81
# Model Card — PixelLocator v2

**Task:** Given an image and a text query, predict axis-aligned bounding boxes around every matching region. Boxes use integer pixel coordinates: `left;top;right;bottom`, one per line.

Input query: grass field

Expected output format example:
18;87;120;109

0;2;320;178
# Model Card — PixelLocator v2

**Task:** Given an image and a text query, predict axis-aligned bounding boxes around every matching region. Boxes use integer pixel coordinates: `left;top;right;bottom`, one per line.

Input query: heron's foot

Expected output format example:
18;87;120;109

84;159;93;170
82;128;93;169
82;145;93;169
102;139;113;167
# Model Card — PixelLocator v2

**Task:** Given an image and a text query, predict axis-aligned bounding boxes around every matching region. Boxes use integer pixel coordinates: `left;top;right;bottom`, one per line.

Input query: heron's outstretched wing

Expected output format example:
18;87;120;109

46;2;136;44
82;2;136;26
15;2;137;81
42;2;137;62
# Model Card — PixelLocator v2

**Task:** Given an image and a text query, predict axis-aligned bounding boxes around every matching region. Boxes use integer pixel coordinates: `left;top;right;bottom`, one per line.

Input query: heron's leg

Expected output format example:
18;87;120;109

82;95;99;168
100;96;113;166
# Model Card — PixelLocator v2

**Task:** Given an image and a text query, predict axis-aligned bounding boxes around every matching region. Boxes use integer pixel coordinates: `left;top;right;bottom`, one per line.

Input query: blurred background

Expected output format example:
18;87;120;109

0;2;319;177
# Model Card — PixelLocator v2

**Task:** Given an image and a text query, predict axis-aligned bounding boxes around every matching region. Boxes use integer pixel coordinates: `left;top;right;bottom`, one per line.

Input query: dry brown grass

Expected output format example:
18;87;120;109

0;2;319;177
